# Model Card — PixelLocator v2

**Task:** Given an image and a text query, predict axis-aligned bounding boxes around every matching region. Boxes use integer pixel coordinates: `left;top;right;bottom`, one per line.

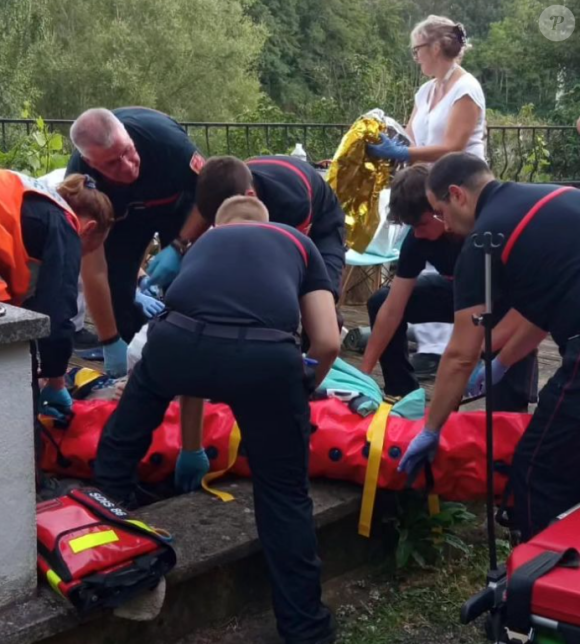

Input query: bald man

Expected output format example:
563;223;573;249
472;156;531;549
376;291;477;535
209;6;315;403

66;107;207;376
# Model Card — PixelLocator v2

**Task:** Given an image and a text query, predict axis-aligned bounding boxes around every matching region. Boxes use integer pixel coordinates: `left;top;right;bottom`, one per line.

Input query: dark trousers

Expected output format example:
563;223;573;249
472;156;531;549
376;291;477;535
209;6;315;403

94;320;332;643
105;205;190;343
512;336;580;541
367;274;538;411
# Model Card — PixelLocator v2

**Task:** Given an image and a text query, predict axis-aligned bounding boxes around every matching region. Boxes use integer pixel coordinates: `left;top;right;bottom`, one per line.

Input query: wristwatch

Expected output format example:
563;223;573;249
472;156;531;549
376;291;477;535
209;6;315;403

170;237;190;257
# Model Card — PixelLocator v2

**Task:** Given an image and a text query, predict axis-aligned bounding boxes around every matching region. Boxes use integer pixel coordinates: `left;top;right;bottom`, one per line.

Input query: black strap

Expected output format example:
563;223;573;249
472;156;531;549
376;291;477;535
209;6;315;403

165;311;299;344
507;548;580;633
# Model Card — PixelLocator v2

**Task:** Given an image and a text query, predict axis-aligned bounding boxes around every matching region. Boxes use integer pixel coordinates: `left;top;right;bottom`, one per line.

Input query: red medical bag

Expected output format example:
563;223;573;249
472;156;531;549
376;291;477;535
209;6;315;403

37;488;176;615
506;504;580;642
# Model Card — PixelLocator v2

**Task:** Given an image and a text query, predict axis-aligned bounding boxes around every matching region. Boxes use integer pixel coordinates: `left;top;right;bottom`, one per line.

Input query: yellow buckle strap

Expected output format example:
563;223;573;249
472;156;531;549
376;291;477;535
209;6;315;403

358;402;393;537
201;422;241;502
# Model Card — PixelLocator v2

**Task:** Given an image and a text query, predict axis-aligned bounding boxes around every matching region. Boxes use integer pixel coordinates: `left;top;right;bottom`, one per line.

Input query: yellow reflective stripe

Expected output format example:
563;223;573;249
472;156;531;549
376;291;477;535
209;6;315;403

69;530;118;554
46;569;64;596
359;403;392;538
201;422;241;502
126;519;156;534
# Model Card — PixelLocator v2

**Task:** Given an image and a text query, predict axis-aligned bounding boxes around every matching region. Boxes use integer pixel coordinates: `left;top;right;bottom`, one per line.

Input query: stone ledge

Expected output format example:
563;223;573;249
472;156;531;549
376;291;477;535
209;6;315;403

0;304;50;345
0;478;364;644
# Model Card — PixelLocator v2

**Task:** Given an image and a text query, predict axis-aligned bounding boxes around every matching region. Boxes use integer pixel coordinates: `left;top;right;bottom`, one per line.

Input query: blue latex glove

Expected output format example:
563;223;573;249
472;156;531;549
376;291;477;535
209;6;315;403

39;385;73;419
103;338;128;378
367;133;410;162
465;357;509;397
398;428;440;477
175;448;210;493
135;289;165;319
146;246;182;289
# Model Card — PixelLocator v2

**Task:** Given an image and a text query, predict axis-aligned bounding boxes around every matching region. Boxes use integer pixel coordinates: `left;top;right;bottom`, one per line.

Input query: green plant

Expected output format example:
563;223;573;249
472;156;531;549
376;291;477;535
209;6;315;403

387;493;476;570
0;104;70;177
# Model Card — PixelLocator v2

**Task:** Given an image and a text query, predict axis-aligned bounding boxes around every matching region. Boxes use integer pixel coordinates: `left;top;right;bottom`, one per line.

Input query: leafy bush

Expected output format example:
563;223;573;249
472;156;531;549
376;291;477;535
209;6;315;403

387;493;476;570
0;105;70;177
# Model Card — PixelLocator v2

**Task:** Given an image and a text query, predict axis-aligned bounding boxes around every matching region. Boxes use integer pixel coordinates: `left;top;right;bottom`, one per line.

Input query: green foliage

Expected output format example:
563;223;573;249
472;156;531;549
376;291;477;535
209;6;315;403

387;494;476;570
0;105;70;177
0;0;265;120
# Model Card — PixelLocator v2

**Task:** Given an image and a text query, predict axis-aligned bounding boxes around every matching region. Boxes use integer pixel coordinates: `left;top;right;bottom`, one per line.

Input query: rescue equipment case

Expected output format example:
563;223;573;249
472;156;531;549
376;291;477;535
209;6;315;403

505;504;580;644
36;488;176;614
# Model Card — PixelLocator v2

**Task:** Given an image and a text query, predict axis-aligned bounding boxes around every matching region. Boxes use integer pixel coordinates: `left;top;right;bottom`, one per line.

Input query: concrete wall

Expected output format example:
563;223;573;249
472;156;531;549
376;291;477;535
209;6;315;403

0;342;38;607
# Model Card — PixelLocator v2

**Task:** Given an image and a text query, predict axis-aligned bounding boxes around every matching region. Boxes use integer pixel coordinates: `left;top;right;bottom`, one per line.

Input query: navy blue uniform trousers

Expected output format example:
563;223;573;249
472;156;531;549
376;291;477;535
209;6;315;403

512;336;580;541
94;319;332;643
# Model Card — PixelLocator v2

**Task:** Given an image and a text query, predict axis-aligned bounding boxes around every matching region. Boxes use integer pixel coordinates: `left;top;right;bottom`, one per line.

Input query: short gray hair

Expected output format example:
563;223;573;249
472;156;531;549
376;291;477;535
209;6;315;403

70;108;125;155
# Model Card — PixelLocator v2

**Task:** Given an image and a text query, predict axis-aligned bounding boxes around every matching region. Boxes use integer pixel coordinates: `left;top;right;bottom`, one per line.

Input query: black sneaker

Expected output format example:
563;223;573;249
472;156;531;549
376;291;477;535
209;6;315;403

73;327;100;350
411;353;440;380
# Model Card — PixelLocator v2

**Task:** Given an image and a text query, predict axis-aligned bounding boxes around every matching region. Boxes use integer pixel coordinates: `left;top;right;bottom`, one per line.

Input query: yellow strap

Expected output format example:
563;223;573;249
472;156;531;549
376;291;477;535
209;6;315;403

201;422;241;502
69;530;118;554
358;403;393;537
46;569;64;596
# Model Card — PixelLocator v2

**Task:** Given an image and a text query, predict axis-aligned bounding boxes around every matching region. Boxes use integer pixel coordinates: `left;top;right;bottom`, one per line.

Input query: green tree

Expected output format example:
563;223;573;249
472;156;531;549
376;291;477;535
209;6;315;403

0;0;266;120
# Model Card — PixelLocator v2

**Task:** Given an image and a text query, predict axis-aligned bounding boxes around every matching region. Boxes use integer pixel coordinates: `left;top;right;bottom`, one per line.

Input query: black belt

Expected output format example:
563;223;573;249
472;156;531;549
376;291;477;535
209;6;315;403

165;311;299;344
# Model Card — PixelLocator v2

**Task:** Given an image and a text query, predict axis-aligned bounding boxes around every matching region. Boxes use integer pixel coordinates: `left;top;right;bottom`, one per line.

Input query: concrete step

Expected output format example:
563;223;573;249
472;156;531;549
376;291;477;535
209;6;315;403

1;478;390;644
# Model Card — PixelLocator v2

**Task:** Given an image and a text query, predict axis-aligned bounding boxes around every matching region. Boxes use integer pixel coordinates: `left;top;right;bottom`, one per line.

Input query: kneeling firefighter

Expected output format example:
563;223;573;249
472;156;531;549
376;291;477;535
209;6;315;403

0;170;113;428
94;196;341;644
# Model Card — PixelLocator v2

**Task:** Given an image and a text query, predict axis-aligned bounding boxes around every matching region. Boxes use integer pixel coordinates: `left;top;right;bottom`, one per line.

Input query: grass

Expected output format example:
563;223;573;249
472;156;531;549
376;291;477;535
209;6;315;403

336;508;512;644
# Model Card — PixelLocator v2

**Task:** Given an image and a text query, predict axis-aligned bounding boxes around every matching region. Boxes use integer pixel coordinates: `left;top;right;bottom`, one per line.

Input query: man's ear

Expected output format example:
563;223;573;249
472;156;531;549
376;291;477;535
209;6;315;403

449;185;466;205
79;219;97;237
244;188;257;197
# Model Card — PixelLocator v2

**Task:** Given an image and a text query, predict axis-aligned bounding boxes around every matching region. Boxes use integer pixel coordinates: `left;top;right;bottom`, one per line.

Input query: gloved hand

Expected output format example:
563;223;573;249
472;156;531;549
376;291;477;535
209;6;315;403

135;289;165;319
465;357;509;397
174;448;210;493
39;385;73;419
146;246;182;289
103;338;128;378
367;133;411;162
398;428;440;477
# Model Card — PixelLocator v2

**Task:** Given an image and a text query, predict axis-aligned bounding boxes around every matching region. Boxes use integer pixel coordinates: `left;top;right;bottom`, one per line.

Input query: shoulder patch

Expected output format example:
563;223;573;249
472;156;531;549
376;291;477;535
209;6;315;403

190;151;206;175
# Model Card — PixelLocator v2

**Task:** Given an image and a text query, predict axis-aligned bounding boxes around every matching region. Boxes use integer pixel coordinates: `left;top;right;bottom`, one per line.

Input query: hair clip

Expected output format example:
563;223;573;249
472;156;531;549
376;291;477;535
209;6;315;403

454;23;467;45
84;174;97;190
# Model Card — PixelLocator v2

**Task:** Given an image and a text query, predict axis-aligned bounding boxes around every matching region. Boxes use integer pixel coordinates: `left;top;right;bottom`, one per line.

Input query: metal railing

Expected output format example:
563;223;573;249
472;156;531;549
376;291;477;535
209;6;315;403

1;118;579;184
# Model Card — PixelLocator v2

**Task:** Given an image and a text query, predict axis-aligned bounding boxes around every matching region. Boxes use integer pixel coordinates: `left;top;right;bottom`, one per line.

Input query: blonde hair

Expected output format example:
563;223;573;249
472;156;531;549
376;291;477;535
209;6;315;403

215;195;269;226
411;15;470;61
57;174;114;234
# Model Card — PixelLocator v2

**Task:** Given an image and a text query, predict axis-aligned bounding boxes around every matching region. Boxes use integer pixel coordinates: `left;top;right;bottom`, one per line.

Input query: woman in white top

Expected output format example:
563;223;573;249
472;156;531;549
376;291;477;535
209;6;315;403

370;16;486;164
368;16;486;379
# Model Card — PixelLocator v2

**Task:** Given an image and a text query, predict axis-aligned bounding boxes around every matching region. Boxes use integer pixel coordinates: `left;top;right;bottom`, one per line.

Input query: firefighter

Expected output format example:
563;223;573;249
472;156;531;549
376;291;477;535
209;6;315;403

94;196;340;644
67;107;207;376
398;152;580;541
193;155;346;301
0;170;113;418
362;163;537;411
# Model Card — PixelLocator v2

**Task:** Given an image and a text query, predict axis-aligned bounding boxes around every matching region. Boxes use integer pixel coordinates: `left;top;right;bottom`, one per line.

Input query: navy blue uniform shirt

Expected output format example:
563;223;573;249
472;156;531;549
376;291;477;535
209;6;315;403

67;107;201;221
247;156;345;297
454;181;580;349
21;195;80;377
397;230;464;279
165;222;332;333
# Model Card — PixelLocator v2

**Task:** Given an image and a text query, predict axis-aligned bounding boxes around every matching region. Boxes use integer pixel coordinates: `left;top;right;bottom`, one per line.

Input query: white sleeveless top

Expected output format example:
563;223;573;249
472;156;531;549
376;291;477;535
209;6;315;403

411;72;486;160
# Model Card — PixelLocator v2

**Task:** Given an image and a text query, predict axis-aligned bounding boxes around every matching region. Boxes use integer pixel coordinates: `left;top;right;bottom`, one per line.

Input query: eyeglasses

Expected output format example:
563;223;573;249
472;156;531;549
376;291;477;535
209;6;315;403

411;43;430;59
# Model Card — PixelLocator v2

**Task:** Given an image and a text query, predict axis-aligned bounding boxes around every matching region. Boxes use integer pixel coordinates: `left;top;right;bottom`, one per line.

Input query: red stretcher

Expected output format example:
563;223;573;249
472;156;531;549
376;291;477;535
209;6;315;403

40;398;530;502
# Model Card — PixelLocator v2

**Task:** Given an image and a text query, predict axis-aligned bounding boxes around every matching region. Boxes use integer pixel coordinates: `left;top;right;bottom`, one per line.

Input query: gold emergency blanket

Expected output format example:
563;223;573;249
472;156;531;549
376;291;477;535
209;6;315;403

327;111;409;253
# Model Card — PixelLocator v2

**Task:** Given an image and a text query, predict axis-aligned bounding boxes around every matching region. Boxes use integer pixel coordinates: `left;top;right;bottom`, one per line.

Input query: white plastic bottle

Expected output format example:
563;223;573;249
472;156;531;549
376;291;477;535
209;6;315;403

291;142;308;162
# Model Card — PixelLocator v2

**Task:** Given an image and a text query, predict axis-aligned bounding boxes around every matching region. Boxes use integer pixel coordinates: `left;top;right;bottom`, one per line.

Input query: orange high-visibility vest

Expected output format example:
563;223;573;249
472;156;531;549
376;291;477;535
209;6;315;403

0;171;79;304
